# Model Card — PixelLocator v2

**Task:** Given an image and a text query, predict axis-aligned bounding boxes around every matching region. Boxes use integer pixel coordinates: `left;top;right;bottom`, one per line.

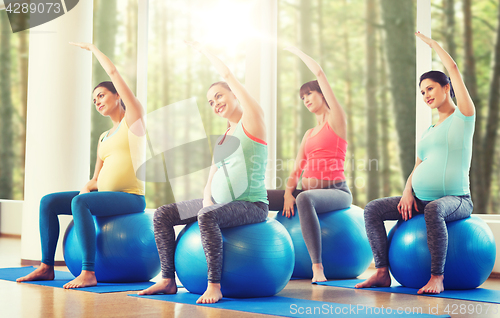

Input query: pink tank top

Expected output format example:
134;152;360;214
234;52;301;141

302;123;347;181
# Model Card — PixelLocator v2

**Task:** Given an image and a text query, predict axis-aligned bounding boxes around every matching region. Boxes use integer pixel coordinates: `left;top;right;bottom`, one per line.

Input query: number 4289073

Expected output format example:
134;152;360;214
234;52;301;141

6;2;62;14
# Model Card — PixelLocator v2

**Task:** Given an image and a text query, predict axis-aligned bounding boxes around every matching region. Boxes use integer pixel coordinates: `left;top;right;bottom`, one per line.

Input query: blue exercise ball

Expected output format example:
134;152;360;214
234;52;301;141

63;212;161;283
274;205;373;279
387;220;403;247
388;214;496;289
175;218;294;298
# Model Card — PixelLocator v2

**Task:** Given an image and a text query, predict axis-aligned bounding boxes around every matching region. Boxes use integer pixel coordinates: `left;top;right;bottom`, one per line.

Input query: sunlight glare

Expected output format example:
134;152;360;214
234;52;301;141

192;0;257;50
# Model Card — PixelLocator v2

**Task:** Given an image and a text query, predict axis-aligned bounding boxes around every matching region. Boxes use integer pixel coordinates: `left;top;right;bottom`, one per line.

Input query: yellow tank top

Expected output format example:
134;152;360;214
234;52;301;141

97;119;145;195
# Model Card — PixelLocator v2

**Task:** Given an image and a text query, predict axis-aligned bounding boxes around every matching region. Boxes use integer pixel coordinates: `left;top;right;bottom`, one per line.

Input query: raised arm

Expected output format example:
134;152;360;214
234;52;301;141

185;41;266;141
70;42;145;130
415;32;475;117
284;46;347;140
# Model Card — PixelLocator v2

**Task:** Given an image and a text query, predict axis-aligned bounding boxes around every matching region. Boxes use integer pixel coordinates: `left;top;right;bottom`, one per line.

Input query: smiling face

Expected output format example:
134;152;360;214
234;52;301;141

420;78;449;109
93;87;121;116
301;90;325;113
206;84;237;118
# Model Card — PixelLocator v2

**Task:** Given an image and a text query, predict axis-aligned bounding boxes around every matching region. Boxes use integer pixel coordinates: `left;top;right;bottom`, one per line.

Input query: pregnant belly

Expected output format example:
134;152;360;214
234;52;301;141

412;160;445;199
211;167;249;203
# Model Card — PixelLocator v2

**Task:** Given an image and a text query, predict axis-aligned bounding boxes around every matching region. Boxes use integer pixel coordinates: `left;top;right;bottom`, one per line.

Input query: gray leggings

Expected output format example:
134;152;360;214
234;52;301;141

364;194;473;275
153;199;268;283
267;181;352;264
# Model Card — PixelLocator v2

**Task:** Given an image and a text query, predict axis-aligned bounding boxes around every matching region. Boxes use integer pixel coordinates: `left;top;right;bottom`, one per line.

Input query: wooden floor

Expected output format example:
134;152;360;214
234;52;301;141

1;236;499;318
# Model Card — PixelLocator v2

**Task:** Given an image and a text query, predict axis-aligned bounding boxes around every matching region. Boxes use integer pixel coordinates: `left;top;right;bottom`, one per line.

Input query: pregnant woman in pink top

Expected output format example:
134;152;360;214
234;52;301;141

267;46;352;282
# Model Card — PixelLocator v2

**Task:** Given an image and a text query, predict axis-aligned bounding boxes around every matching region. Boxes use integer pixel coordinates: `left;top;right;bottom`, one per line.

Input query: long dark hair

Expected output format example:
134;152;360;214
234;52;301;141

299;80;329;109
419;70;455;99
93;81;126;110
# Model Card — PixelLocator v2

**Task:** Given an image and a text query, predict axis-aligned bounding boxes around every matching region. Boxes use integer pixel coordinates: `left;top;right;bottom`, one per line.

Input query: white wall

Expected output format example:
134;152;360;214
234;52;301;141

245;0;277;189
20;0;93;262
0;200;22;236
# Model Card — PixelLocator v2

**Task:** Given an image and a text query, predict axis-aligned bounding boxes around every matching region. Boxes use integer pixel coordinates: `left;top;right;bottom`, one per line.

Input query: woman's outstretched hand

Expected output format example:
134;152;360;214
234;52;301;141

283;46;301;54
415;32;435;48
69;42;95;51
184;40;203;52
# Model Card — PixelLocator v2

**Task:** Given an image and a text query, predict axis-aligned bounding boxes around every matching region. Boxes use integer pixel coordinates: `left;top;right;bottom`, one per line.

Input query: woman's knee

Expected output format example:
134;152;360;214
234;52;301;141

39;193;60;213
71;194;89;211
153;204;178;227
39;195;58;221
197;206;216;223
295;192;312;209
424;200;447;223
70;195;94;219
364;199;385;217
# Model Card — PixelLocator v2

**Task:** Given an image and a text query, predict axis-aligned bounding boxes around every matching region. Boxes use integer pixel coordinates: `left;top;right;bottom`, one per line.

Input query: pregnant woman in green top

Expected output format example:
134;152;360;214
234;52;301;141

355;32;475;295
138;42;269;304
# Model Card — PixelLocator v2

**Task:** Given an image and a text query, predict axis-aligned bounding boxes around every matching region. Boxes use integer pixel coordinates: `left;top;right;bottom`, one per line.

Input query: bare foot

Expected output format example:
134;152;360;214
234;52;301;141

196;283;223;304
63;270;97;289
138;278;177;295
355;267;392;288
16;263;55;282
312;263;327;283
417;275;444;294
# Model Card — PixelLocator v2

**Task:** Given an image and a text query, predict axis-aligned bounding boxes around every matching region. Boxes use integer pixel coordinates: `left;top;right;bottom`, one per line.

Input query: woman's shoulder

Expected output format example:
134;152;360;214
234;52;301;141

306;127;316;136
453;107;475;122
98;130;109;143
301;128;314;142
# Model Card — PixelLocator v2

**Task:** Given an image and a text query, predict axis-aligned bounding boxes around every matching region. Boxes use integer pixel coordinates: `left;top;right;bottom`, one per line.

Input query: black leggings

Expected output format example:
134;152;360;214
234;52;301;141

364;194;473;275
154;199;268;283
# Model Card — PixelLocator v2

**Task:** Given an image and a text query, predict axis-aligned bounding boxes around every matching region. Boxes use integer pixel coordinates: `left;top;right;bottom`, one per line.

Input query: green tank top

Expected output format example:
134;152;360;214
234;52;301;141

211;121;268;204
412;108;475;201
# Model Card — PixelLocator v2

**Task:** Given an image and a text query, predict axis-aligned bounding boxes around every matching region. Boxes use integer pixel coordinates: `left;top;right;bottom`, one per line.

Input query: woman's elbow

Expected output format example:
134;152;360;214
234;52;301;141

449;63;459;74
315;69;326;79
220;70;233;81
107;67;119;77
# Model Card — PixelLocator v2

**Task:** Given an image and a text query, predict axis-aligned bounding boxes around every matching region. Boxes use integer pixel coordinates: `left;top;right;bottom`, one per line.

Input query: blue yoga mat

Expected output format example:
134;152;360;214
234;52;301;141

129;290;449;317
0;266;155;293
314;279;500;304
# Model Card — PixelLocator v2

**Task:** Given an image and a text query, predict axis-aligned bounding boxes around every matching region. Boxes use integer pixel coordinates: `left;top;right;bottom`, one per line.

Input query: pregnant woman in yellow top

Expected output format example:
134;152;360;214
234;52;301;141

17;42;146;289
